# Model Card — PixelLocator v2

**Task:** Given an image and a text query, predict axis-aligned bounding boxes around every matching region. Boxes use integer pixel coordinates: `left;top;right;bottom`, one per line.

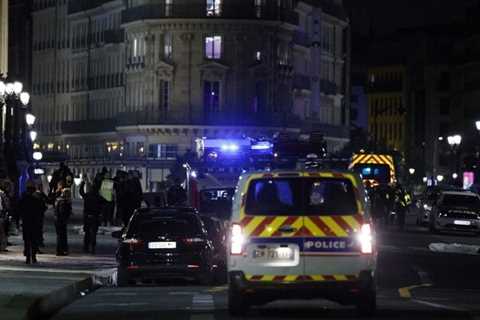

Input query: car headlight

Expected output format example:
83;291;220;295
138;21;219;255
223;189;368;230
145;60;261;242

423;204;432;211
438;212;448;218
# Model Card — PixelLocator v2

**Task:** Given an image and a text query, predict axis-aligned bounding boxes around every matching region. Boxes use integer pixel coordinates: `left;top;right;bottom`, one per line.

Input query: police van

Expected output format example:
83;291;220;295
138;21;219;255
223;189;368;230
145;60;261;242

227;170;377;315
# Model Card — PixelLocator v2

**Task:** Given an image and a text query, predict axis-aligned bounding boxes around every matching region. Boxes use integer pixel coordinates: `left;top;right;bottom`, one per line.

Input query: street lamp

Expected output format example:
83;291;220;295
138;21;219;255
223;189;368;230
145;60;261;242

32;151;43;161
476;120;480;131
437;175;444;182
409;168;415;175
452;173;459;180
20;92;30;106
29;130;37;142
25;113;36;126
13;81;23;95
0;81;5;95
5;82;14;94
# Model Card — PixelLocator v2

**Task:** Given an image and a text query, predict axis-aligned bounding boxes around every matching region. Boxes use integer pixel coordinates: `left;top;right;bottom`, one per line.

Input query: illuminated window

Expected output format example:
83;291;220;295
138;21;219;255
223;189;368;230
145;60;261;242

133;38;138;57
255;0;265;18
205;36;222;59
206;0;222;16
164;32;173;59
47;143;54;150
165;0;172;16
256;51;262;61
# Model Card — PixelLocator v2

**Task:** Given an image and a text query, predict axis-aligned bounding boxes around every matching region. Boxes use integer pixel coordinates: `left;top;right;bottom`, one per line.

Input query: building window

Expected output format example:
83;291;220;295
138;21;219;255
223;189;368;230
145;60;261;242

206;0;222;16
204;81;220;112
164;32;173;59
148;144;178;159
159;80;170;111
254;0;265;18
255;51;262;62
165;0;173;16
205;35;222;59
133;37;138;58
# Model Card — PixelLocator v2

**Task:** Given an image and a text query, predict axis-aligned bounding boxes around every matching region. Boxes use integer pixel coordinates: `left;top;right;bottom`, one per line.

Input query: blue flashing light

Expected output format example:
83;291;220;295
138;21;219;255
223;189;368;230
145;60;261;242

221;144;239;152
251;142;272;150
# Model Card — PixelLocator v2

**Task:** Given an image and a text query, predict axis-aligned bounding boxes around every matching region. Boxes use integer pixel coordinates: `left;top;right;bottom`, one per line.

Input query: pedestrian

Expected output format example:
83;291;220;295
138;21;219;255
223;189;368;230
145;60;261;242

167;177;187;206
33;182;49;249
99;172;115;226
54;187;72;256
18;181;44;264
114;170;128;226
123;171;143;225
49;162;74;198
395;185;408;231
79;180;103;254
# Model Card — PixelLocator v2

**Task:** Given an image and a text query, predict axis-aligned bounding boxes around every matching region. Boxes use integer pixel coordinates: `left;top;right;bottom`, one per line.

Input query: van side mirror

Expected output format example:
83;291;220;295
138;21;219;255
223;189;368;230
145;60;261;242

112;230;123;239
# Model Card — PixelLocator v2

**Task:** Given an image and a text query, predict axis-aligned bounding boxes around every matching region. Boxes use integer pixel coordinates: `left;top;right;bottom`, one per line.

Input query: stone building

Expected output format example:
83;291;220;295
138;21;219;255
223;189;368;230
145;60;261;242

30;0;350;189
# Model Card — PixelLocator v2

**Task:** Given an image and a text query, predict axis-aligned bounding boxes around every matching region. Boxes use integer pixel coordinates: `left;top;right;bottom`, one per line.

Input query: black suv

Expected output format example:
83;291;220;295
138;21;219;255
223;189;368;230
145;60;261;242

114;208;215;286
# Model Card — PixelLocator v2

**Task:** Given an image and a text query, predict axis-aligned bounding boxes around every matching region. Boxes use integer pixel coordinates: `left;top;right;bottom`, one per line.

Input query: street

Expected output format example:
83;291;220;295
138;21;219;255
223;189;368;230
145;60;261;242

49;213;480;320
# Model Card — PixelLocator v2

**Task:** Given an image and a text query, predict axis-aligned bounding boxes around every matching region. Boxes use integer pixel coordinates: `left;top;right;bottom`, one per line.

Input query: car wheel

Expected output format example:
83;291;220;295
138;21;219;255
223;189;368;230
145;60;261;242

117;267;131;287
356;288;376;317
228;283;249;316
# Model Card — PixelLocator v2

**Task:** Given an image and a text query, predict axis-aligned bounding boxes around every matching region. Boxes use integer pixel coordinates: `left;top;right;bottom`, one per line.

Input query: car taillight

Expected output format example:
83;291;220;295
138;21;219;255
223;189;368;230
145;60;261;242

183;238;205;245
357;224;374;254
230;223;245;255
123;239;144;251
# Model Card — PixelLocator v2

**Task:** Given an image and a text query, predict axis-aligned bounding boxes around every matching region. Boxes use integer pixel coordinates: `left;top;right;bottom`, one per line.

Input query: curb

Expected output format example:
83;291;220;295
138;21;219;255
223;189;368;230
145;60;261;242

24;269;116;320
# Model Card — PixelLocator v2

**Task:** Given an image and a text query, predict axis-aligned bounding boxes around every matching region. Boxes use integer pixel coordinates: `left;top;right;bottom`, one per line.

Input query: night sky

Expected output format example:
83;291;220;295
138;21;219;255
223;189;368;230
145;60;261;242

344;0;478;37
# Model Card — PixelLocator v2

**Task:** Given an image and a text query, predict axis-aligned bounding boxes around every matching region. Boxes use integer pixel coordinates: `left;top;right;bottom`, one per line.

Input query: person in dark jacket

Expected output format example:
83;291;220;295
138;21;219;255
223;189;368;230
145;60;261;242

123;171;143;225
18;181;44;264
54;188;72;256
33;183;49;249
79;180;103;254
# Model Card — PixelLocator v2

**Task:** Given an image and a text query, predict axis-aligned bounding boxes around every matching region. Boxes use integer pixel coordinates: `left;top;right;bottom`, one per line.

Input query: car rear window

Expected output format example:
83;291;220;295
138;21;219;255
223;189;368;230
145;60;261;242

128;216;202;237
441;194;480;209
245;178;358;216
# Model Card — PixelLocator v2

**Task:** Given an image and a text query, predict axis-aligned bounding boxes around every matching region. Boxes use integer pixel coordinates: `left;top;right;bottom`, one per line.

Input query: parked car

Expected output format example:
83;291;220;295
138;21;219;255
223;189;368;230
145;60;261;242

114;207;215;286
429;191;480;234
416;185;463;226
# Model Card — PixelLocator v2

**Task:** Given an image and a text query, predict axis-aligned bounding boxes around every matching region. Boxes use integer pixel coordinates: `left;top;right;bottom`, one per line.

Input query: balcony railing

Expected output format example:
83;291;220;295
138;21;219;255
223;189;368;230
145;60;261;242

68;0;115;14
122;4;298;25
293;74;311;90
61;119;116;135
320;80;338;95
104;30;125;44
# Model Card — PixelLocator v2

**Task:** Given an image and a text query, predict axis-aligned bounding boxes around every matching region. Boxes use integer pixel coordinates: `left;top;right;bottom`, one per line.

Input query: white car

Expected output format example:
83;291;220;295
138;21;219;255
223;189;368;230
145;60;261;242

429;191;480;234
227;170;377;316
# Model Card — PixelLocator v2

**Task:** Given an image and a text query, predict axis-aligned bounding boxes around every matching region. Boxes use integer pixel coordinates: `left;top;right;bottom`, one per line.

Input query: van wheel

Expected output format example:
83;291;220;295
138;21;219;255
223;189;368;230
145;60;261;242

117;268;130;287
356;289;376;317
228;283;249;316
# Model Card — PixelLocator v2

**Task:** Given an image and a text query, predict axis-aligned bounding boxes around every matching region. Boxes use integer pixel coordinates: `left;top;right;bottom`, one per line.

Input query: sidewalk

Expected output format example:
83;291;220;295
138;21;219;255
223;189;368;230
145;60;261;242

0;203;118;319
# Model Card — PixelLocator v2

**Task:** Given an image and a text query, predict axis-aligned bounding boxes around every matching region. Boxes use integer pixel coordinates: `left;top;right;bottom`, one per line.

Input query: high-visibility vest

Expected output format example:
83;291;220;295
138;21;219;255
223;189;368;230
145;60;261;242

100;179;114;202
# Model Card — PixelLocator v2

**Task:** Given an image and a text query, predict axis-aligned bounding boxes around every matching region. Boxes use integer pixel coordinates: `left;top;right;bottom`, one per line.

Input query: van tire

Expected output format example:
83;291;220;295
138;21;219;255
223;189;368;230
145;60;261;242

356;289;376;317
228;284;249;316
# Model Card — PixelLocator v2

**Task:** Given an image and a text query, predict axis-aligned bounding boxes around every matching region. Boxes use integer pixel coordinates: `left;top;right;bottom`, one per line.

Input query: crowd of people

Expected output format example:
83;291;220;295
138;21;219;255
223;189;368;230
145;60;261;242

0;163;144;264
367;182;413;231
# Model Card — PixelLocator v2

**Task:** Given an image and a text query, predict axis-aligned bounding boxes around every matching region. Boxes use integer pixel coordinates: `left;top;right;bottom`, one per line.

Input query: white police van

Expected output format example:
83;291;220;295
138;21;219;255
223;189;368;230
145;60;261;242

227;170;377;315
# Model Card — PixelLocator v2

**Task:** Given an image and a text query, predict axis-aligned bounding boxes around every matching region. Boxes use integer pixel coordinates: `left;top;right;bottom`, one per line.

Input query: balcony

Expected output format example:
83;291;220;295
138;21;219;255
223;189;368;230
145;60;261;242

293;31;311;47
68;0;115;14
368;80;403;93
61;119;116;135
104;30;125;44
122;4;298;25
320;80;338;95
293;74;311;91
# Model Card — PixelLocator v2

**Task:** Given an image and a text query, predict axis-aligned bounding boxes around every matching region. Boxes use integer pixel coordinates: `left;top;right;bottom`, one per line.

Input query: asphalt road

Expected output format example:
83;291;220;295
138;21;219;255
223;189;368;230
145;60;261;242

51;213;480;320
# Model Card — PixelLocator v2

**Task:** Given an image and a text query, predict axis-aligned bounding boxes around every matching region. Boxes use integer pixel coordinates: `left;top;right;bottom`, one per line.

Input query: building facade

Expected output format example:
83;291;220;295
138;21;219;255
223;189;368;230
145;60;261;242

0;0;7;76
30;0;350;190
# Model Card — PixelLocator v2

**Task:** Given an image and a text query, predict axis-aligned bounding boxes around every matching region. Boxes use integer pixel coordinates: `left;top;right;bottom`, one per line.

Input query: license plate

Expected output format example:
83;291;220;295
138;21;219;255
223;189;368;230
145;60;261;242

148;241;176;249
253;247;294;261
454;220;471;226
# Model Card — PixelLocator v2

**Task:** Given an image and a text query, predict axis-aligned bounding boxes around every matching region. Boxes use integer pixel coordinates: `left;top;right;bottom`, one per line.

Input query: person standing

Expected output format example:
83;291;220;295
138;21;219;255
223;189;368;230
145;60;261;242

54;188;72;256
123;171;143;225
99;172;115;226
33;183;49;249
18;181;44;264
79;180;103;254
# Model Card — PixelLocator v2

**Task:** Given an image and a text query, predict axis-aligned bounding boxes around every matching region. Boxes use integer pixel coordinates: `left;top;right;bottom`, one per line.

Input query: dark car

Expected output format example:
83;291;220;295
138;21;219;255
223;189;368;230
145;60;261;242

114;208;215;286
416;185;463;226
200;215;227;283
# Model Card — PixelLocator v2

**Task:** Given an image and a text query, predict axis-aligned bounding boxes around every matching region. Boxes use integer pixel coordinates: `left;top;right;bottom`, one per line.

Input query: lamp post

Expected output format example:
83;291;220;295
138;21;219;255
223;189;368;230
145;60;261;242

447;134;462;183
0;78;35;186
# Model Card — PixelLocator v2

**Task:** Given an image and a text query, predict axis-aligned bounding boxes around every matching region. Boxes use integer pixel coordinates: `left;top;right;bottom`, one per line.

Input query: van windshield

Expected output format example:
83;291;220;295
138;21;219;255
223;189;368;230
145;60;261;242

245;178;359;216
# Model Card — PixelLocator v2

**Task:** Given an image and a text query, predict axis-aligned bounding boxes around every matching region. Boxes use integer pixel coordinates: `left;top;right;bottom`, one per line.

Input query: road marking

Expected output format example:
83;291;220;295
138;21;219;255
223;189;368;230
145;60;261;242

0;266;94;275
192;294;214;311
412;299;468;312
190;315;215;320
206;286;227;293
169;291;198;296
90;302;150;308
0;274;84;281
398;284;432;299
